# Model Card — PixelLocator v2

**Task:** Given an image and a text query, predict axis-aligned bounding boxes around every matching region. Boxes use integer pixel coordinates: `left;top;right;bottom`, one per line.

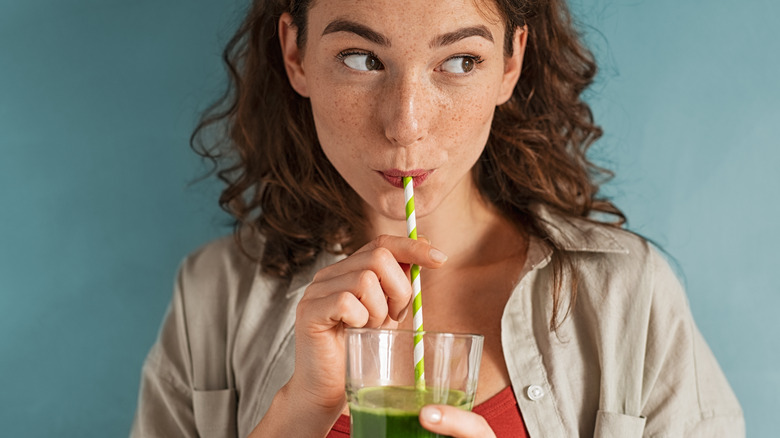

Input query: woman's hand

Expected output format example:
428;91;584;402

419;405;496;438
286;235;448;416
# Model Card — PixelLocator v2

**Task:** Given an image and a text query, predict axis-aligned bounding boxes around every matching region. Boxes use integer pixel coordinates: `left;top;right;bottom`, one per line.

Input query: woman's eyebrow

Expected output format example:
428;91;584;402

430;25;494;47
322;19;391;46
321;20;494;48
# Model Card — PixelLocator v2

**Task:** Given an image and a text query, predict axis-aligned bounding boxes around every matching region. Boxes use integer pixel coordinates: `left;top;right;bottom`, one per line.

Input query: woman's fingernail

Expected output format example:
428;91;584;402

418;235;431;244
421;406;442;423
429;248;448;263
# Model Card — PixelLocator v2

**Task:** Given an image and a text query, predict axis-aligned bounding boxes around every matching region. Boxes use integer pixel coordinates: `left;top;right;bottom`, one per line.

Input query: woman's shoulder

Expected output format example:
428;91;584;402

174;232;343;305
173;232;282;306
180;234;260;279
544;217;744;436
540;213;697;344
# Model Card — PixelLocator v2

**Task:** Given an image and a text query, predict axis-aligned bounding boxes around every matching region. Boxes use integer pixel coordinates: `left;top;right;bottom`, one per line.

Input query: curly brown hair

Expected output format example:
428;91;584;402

192;0;625;330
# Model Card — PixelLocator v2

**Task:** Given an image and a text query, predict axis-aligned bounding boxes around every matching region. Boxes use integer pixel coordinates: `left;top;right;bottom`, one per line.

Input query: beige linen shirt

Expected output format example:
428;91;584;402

131;211;744;437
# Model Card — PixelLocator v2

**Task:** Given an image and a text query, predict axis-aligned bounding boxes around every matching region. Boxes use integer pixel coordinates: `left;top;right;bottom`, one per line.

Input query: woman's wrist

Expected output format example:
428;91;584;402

248;381;344;438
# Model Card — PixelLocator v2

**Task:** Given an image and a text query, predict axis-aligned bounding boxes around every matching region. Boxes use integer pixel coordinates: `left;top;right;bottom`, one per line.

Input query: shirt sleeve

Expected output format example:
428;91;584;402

130;266;198;438
640;249;744;437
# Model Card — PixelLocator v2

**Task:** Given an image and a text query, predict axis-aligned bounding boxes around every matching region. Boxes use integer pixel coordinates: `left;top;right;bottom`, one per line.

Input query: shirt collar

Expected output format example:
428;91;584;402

534;204;630;254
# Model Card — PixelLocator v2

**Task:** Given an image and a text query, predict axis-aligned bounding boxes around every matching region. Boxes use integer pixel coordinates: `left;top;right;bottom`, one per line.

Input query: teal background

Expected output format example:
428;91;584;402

1;0;777;436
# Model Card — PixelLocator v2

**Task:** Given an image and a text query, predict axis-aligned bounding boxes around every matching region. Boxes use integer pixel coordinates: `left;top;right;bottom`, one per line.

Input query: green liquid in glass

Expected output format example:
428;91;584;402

349;386;472;438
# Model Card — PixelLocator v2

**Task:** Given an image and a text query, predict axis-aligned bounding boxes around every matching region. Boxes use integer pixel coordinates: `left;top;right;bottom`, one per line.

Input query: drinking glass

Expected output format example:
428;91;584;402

345;328;484;438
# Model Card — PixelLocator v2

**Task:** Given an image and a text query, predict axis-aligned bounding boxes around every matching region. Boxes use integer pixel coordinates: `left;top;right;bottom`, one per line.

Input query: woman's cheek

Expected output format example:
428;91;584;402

312;90;362;138
443;88;496;144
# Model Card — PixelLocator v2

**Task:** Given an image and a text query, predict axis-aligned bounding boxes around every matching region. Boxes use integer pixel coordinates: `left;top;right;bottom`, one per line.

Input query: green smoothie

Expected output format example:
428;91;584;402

348;386;472;438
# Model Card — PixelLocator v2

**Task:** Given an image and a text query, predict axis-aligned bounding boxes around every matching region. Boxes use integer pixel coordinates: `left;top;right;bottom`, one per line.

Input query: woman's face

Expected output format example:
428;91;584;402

280;0;525;222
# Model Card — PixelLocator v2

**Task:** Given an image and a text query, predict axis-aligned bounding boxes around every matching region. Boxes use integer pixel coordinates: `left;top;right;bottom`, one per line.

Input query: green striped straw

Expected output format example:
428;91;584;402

403;176;425;391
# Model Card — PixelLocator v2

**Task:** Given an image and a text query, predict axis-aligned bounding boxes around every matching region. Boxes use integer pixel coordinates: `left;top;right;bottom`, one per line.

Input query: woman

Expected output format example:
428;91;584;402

131;0;744;436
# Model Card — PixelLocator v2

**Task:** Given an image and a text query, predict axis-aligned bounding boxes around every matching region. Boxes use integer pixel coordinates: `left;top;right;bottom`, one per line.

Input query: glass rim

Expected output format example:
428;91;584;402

345;327;484;341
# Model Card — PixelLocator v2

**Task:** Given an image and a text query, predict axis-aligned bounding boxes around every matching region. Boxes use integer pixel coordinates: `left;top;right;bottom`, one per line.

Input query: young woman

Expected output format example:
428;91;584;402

131;0;744;436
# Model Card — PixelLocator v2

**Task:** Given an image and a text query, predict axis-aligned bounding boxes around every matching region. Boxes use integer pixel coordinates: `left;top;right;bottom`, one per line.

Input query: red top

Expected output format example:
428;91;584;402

327;386;529;437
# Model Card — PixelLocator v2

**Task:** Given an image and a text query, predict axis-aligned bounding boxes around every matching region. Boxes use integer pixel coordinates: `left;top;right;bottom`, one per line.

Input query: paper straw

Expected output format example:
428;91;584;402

403;176;425;391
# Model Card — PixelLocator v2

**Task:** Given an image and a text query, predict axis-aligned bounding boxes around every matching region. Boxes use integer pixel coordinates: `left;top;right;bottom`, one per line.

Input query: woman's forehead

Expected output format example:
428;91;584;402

306;0;505;35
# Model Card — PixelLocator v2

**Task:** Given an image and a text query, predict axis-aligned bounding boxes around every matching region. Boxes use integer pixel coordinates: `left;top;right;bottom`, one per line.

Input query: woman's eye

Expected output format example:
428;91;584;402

341;53;384;71
440;56;480;74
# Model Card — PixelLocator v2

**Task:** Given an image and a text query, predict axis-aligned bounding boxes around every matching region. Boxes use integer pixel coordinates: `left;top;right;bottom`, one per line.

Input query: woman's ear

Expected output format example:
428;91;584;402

496;25;528;105
279;12;310;97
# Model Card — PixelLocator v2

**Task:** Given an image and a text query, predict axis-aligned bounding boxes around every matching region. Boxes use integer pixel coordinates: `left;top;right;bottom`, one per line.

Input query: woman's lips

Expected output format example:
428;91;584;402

378;169;432;188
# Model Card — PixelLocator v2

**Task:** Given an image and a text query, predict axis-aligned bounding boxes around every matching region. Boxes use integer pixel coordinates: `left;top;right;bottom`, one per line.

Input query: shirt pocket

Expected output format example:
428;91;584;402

593;410;646;438
193;388;238;438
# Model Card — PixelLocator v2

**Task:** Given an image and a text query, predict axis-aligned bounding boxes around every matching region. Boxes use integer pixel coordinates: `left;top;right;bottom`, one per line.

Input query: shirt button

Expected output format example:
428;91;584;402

527;385;545;401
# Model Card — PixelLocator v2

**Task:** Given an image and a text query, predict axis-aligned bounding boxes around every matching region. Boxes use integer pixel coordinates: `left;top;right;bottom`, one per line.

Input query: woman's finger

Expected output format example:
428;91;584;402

419;405;496;438
304;270;390;327
312;248;417;321
353;234;448;267
315;235;446;282
297;291;370;332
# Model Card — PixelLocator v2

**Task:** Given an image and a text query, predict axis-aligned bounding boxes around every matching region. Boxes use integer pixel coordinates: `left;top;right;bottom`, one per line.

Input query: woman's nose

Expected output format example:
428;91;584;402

381;75;430;147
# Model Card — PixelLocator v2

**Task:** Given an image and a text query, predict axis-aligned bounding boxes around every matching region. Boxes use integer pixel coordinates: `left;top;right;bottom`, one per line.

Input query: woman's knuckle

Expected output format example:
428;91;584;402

357;270;378;290
302;281;324;299
335;291;355;311
311;269;327;283
373;234;392;248
295;299;309;319
367;247;390;265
